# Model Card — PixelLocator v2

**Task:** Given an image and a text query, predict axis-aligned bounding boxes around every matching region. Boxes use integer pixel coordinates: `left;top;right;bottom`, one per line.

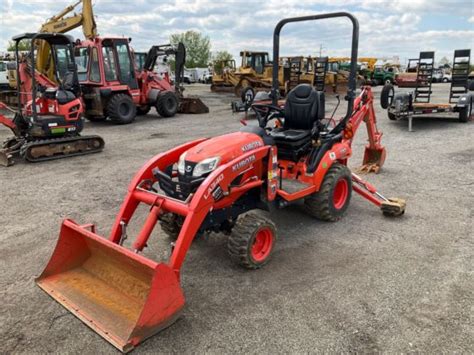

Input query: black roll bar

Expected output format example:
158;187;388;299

271;12;359;133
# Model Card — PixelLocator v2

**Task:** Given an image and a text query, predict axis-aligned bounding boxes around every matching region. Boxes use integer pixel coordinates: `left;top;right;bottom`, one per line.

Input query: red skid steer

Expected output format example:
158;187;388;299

37;13;406;352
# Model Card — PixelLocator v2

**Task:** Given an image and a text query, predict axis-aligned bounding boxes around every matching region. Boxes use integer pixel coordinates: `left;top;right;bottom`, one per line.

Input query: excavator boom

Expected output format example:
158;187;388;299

37;0;97;79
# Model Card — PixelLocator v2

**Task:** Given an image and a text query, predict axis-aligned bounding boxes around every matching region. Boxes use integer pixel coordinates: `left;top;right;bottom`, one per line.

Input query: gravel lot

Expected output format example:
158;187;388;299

1;83;473;353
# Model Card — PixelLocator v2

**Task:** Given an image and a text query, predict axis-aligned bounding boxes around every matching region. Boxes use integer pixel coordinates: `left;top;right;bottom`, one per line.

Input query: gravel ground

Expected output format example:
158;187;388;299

0;83;473;353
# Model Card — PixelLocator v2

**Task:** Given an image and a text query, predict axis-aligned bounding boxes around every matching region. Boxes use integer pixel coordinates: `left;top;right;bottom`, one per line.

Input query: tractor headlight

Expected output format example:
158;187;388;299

192;156;220;177
177;152;187;175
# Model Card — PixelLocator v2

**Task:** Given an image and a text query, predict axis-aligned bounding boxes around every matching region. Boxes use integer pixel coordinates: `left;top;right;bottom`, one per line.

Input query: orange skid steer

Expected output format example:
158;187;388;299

36;12;406;352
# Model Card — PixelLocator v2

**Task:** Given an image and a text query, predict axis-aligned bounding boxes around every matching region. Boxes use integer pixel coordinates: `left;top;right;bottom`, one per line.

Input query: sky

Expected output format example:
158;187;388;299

1;0;473;65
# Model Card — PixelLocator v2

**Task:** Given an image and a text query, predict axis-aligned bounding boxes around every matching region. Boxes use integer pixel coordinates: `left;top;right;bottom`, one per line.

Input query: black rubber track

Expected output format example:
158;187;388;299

21;135;105;163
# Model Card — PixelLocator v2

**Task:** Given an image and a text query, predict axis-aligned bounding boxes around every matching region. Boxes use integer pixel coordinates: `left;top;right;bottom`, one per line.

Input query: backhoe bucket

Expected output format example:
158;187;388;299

178;97;209;114
36;220;185;353
360;145;386;173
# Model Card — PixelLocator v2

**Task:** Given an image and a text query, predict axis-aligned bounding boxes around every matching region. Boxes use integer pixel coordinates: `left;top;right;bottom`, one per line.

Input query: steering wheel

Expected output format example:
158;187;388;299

250;103;284;130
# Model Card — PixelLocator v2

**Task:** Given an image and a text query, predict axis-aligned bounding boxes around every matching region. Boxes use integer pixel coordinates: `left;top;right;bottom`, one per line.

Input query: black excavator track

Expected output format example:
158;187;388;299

20;135;105;163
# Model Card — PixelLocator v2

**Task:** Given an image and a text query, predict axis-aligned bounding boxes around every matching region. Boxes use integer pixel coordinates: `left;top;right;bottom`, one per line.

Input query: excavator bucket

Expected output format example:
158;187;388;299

178;96;209;114
360;145;387;173
0;149;14;167
36;220;185;353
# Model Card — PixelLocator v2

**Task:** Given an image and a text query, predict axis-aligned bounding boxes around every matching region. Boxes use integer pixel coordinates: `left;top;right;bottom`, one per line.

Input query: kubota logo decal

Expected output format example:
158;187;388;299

241;141;262;152
204;173;224;200
232;155;256;172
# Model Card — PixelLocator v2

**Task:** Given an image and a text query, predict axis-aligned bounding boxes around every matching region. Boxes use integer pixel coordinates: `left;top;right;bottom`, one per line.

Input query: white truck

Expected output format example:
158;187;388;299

0;61;9;90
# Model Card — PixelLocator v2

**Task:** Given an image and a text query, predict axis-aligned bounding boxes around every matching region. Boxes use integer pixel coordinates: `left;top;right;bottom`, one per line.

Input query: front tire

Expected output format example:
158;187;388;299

305;163;352;222
156;92;178;117
159;213;181;240
227;211;276;269
107;93;136;124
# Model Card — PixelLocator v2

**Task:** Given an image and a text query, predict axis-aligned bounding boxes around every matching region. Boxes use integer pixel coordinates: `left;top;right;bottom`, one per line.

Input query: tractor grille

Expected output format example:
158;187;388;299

153;168;204;201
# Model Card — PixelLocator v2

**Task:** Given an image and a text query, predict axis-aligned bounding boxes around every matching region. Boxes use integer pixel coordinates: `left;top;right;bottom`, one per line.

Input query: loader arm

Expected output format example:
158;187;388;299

36;143;271;352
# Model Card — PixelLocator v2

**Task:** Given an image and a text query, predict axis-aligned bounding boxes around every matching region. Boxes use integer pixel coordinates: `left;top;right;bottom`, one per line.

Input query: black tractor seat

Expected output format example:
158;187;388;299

269;84;324;161
270;129;310;142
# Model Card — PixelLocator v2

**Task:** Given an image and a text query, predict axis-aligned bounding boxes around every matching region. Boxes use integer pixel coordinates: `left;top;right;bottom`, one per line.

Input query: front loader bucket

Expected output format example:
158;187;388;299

360;146;387;173
36;220;185;353
178;96;209;114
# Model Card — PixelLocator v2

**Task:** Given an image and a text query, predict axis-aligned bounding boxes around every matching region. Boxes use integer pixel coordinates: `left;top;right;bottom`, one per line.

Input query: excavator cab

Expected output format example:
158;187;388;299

11;33;83;134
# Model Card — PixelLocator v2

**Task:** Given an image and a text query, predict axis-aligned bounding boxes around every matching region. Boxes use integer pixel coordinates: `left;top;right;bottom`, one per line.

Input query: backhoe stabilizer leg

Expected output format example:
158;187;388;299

351;173;406;217
380;198;406;217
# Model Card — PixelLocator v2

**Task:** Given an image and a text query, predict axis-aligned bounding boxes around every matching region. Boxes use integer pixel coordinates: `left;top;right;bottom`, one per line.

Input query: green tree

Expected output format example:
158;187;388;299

7;40;31;51
212;50;234;73
170;31;210;68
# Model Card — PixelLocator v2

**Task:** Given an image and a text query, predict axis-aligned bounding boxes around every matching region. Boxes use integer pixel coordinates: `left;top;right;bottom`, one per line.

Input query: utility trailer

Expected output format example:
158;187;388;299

381;50;473;131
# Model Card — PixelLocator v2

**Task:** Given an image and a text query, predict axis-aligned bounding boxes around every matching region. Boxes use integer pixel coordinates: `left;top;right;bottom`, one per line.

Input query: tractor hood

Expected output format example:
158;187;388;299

185;132;263;163
178;132;264;178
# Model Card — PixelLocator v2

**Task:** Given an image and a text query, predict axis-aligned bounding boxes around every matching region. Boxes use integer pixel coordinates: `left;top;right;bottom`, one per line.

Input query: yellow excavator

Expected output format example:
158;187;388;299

36;0;97;81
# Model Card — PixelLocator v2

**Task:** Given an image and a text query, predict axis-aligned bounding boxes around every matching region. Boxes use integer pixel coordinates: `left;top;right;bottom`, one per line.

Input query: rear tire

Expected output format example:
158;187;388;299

156;92;178;117
227;210;276;269
107;93;136;124
137;105;151;115
304;163;352;222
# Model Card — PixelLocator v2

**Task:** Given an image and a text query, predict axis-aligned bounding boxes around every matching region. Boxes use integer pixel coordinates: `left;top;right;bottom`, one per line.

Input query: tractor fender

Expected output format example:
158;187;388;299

455;93;473;109
147;88;161;104
311;142;352;190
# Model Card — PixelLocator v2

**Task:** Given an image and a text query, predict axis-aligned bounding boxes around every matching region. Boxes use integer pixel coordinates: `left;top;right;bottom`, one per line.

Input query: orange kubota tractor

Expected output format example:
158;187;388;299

36;13;406;352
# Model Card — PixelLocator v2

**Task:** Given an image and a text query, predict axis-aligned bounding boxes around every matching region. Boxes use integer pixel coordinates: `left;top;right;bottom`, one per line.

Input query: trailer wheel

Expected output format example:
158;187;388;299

227;210;276;269
156;92;178;117
380;84;395;109
241;86;255;104
107;93;136;124
137;105;151;115
305;163;352;222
